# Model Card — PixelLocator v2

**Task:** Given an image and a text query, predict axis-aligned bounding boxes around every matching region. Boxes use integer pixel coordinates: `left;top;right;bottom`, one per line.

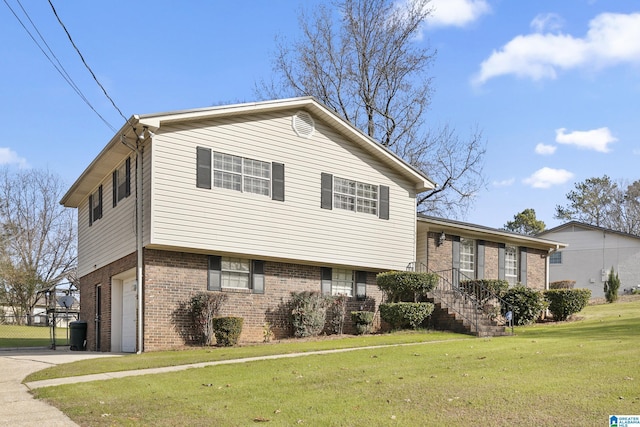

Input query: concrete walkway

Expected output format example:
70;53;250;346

0;348;120;427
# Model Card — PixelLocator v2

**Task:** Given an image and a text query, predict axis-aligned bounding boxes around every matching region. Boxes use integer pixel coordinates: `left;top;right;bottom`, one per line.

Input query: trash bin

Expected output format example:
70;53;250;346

69;320;87;351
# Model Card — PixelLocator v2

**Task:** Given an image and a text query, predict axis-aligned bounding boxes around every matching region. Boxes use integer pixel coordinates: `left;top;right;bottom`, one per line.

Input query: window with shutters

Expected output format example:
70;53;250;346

112;158;131;207
321;173;388;219
89;185;103;226
208;256;265;293
321;267;367;298
197;148;284;201
505;245;518;285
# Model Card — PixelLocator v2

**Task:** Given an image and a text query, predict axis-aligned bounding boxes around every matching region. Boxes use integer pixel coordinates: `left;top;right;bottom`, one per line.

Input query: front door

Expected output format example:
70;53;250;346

122;278;137;353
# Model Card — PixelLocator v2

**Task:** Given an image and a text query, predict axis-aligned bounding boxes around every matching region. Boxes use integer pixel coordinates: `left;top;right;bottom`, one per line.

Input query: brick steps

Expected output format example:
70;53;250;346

427;291;508;337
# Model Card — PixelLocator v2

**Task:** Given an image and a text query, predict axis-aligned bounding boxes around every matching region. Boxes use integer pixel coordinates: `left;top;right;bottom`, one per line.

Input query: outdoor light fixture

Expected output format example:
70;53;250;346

438;231;446;247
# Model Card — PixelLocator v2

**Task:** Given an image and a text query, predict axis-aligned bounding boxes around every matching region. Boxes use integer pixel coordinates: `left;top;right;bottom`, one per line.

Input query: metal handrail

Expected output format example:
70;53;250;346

430;268;480;335
456;271;515;334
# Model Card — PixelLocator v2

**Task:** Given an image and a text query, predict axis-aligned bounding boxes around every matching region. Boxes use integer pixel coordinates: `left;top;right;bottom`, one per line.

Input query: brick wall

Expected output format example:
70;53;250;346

525;248;547;290
78;252;136;352
83;249;384;352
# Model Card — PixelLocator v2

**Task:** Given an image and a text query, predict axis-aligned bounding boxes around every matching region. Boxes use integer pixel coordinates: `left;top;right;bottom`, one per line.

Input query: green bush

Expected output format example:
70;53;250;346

501;286;547;326
549;280;576;290
604;267;620;303
379;302;434;329
376;271;439;302
211;317;243;347
290;291;329;338
327;295;347;335
544;289;591;321
350;311;375;335
189;292;227;345
459;279;509;303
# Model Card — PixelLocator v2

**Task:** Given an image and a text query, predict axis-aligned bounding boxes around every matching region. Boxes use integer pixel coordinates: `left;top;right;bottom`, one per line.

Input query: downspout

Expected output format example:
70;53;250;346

122;128;146;354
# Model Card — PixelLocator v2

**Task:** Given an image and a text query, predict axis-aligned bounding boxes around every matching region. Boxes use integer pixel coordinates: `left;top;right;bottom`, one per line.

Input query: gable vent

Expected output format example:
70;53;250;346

292;111;315;138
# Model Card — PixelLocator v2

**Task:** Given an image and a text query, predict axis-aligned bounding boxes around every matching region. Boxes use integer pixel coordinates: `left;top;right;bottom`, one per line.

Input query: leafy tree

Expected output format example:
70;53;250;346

504;208;546;235
260;0;486;217
0;168;76;324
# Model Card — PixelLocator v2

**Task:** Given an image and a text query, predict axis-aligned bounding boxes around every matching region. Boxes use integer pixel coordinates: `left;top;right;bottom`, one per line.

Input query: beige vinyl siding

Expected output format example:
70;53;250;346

77;156;137;277
149;110;417;271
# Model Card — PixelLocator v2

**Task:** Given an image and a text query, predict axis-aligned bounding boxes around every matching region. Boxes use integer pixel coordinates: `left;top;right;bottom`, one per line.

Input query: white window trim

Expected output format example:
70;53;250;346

213;151;271;197
221;257;251;290
505;245;518;284
333;176;378;216
460;237;476;279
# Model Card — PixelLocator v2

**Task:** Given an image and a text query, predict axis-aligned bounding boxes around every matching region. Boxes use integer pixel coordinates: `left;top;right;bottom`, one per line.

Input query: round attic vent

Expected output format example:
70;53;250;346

292;111;315;138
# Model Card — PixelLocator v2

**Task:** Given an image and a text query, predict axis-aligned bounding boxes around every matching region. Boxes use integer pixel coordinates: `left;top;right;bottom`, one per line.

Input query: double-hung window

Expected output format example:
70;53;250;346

321;268;367;298
505;245;518;285
321;173;388;219
221;257;251;289
213;152;271;196
549;251;562;265
88;185;103;226
459;238;476;279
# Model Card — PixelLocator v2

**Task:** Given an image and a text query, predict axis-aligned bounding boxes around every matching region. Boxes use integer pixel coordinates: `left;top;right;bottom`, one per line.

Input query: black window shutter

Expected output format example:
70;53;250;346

452;236;460;286
379;185;389;220
252;260;265;294
498;244;506;281
355;271;367;298
321;267;332;294
89;194;94;226
196;147;212;189
272;162;285;201
112;170;118;208
125;157;131;197
97;185;103;219
208;255;222;291
321;173;333;209
519;247;527;286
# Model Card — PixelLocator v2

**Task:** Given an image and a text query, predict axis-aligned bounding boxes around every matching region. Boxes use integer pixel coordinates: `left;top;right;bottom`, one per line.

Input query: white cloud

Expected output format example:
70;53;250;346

425;0;490;28
492;178;515;187
473;12;640;85
530;13;564;33
0;147;28;168
523;167;574;189
535;143;557;155
555;127;616;152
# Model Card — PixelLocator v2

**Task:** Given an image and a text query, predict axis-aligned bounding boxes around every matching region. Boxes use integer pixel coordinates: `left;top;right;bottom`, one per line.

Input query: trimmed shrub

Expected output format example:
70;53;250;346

544;289;591;321
350;311;375;335
379;302;434;329
211;317;243;347
604;267;620;303
459;279;509;303
189;292;227;345
501;286;547;326
549;280;576;290
290;291;329;338
376;271;439;302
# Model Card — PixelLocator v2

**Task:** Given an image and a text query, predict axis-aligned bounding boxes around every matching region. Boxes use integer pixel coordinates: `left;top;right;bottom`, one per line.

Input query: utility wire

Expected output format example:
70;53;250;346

3;0;117;132
47;0;137;134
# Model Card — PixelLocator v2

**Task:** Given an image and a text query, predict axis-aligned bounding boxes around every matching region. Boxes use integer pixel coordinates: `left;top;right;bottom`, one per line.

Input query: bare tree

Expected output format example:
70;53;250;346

0;168;76;324
259;0;486;217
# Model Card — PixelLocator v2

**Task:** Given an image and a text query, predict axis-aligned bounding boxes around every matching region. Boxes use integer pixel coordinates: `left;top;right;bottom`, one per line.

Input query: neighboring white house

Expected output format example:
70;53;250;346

538;221;640;298
60;97;435;352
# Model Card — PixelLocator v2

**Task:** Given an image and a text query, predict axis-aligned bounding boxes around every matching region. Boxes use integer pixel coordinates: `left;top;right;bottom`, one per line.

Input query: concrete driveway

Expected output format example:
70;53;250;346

0;348;119;427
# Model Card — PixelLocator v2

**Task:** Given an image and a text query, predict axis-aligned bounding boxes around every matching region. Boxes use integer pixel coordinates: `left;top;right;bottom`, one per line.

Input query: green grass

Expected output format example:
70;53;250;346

31;301;640;426
0;324;67;348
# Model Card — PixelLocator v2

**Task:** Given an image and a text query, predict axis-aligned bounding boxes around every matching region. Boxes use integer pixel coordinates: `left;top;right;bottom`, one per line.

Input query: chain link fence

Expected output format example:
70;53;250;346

0;311;79;349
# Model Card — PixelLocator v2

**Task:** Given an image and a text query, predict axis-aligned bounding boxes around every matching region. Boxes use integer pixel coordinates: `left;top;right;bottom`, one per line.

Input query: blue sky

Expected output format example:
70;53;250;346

1;0;639;230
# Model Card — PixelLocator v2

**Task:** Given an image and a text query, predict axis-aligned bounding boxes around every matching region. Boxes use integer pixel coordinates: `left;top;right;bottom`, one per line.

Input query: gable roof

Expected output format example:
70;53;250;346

60;97;436;207
418;214;567;251
537;221;640;241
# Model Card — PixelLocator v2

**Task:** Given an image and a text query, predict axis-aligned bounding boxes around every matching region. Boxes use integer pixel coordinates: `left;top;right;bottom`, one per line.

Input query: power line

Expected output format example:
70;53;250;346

47;0;137;134
3;0;117;132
